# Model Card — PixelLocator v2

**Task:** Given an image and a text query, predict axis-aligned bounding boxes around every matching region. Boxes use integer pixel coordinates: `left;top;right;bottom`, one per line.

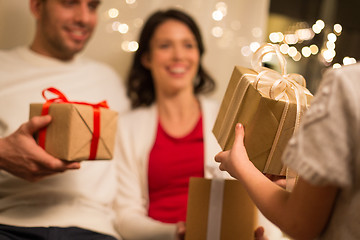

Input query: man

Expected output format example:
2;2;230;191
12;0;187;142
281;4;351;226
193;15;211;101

0;0;128;239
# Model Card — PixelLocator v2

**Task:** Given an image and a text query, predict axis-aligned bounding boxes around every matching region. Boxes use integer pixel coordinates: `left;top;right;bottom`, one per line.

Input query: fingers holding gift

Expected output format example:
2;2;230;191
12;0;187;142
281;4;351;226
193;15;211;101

0;117;81;182
215;123;251;179
24;115;52;134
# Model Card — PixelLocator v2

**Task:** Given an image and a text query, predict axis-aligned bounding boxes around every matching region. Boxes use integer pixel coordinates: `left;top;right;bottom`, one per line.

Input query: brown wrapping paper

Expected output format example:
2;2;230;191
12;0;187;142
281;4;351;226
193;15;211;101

213;66;312;175
185;177;257;240
29;103;118;161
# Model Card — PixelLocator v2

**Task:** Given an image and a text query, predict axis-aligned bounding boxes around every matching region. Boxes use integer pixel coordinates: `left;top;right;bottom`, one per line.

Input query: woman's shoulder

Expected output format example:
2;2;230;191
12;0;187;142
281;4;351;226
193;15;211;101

198;96;220;116
118;105;156;126
117;105;158;149
199;96;220;109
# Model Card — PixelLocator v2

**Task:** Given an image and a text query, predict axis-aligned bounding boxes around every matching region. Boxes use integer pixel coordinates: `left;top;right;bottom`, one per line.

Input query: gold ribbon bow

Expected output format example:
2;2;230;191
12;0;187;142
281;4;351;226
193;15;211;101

249;43;312;184
249;43;312;132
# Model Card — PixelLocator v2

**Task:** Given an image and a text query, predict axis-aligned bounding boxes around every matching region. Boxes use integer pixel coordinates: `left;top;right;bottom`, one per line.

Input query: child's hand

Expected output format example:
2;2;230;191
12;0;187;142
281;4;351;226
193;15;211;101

265;174;287;189
215;123;251;179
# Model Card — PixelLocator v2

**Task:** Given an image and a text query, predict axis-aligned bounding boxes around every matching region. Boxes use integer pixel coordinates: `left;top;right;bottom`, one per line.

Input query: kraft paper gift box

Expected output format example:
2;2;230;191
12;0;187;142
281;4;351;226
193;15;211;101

213;44;312;175
185;177;257;240
29;88;118;161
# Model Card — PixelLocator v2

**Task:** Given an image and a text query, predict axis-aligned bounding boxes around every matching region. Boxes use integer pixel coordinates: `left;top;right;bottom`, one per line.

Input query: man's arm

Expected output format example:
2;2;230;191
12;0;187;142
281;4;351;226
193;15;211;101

0;115;80;182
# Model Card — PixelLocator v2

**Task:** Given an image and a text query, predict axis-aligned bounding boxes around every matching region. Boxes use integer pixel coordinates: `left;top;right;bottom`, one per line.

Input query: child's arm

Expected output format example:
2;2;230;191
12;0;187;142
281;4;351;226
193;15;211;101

215;123;338;240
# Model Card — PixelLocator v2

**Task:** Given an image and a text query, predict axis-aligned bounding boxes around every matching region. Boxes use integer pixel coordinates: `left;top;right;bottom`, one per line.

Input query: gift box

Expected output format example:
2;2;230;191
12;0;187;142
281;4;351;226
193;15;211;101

212;44;312;175
185;177;257;240
29;88;118;161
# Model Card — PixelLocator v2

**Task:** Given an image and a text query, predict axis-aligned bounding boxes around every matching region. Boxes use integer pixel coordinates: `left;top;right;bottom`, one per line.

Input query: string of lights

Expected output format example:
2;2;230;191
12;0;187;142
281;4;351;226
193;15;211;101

102;0;357;70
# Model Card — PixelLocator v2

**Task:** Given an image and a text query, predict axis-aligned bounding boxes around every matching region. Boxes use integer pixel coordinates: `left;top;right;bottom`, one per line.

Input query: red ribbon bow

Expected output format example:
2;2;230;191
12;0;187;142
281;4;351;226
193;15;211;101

39;87;109;160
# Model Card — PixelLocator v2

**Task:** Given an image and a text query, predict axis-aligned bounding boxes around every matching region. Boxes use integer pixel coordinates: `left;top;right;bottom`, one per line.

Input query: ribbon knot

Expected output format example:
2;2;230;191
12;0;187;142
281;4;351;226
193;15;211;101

250;43;312;131
39;87;109;160
42;87;109;108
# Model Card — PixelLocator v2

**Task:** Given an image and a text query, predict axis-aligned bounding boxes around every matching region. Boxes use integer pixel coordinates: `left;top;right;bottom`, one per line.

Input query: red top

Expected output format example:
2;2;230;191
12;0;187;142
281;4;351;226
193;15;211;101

147;116;204;223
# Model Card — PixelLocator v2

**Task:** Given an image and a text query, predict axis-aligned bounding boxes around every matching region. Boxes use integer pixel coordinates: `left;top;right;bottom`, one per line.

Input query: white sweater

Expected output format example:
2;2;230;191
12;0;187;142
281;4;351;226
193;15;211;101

114;97;230;240
0;47;129;239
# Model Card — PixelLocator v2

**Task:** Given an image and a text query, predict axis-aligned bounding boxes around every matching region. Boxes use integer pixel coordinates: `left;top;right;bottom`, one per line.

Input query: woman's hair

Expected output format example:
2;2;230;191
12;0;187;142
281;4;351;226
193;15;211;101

126;8;216;109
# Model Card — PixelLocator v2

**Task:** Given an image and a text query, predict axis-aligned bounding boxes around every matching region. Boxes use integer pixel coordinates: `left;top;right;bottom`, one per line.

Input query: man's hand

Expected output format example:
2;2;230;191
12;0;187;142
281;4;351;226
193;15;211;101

0;115;80;182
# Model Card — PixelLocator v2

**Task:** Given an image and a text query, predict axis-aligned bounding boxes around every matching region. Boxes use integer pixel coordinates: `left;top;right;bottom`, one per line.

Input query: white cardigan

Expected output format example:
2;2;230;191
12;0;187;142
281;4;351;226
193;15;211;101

114;97;229;240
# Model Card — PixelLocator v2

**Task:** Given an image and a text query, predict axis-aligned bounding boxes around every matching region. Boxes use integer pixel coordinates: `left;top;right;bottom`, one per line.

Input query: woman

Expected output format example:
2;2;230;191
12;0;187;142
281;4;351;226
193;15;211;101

114;9;229;240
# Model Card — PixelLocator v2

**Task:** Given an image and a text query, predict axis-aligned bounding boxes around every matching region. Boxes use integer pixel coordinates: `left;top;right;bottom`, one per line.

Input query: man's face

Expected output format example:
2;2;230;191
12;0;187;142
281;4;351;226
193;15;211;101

32;0;101;60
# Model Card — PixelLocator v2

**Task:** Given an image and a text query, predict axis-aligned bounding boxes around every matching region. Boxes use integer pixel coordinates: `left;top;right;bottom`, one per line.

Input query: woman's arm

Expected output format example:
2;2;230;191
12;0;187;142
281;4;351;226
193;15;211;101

114;115;177;240
215;123;338;240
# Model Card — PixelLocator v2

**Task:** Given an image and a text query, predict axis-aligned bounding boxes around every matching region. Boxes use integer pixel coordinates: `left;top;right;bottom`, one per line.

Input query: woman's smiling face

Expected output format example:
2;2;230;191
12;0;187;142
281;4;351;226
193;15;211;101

142;19;200;96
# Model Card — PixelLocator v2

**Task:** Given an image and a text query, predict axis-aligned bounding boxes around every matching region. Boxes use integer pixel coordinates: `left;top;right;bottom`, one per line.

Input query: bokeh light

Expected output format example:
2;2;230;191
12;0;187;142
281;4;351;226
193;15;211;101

211;26;224;38
108;8;119;18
